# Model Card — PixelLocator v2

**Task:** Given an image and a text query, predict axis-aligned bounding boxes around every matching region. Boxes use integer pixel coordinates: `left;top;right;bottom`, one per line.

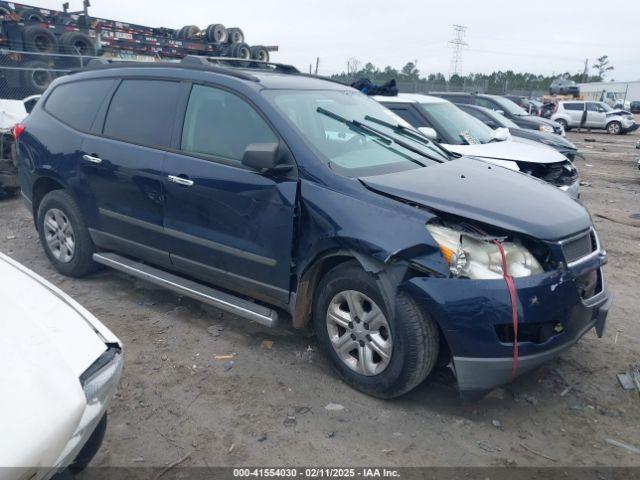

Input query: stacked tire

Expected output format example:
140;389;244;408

176;23;269;62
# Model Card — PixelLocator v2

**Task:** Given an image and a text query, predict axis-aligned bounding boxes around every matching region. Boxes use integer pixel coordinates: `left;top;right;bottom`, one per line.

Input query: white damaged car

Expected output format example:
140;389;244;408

0;252;122;479
375;93;580;199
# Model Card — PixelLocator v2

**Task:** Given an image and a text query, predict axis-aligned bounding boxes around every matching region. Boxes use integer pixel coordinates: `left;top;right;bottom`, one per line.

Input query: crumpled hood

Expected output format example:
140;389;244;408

446;139;567;164
361;157;591;240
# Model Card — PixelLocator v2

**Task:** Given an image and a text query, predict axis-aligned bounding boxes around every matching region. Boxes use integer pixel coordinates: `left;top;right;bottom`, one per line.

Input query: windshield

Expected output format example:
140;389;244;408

418;102;494;145
487;109;519;129
263;89;449;177
489;96;529;116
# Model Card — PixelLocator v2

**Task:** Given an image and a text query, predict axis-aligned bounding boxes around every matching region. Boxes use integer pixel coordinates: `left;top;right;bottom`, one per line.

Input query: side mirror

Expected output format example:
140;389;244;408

491;127;511;142
418;127;438;141
242;142;281;171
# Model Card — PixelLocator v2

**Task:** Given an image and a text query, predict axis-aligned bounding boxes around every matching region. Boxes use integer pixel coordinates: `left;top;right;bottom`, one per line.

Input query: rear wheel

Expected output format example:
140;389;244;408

555;118;568;130
313;261;439;398
37;190;99;277
20;61;55;95
607;121;621;135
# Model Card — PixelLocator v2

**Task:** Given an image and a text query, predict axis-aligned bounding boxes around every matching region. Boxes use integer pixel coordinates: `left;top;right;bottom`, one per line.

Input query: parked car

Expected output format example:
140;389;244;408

374;94;580;198
551;101;638;135
17;58;611;399
549;77;580;96
629;101;640;114
458;104;580;161
505;95;540;115
0;252;122;478
430;92;565;136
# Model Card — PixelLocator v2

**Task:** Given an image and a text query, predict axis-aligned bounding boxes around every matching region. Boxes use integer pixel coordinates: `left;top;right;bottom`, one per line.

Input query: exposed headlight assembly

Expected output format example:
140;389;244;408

82;347;123;404
426;224;543;279
539;124;554;133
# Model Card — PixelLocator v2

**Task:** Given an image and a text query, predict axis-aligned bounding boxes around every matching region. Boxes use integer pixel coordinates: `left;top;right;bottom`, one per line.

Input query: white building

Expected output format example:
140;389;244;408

577;80;640;103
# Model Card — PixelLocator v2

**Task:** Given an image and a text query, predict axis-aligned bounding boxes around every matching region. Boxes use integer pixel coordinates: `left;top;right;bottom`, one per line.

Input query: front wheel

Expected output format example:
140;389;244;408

313;261;439;398
607;121;622;135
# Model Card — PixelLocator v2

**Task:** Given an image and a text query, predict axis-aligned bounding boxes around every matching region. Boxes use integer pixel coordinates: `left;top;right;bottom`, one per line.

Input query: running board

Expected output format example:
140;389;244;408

93;252;278;328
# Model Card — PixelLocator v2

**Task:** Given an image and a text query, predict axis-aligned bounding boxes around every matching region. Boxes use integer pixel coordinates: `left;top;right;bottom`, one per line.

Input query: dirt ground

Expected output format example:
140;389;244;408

1;128;639;469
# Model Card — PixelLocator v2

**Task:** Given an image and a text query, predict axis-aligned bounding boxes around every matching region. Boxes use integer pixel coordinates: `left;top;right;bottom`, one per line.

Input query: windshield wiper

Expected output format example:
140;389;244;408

363;115;455;158
316;107;442;165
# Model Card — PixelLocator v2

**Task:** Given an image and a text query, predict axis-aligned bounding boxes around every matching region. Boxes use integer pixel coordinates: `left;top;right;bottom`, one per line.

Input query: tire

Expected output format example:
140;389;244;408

250;45;269;62
59;31;97;56
607;121;621;135
555;118;568;130
227;42;251;61
313;261;439;398
226;27;245;44
205;24;227;44
37;189;99;277
20;61;55;95
22;25;58;54
19;8;46;23
177;25;200;40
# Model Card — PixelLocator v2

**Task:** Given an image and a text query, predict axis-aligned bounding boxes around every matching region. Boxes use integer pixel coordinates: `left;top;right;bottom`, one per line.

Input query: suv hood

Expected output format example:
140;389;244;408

361;157;591;240
445;139;566;164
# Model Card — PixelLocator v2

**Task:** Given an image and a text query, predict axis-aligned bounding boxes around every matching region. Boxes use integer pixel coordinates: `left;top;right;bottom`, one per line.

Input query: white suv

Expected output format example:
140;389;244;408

551;101;638;135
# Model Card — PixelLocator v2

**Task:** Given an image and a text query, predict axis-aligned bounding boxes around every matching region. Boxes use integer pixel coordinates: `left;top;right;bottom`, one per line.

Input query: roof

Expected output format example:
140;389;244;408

372;93;448;104
72;59;349;91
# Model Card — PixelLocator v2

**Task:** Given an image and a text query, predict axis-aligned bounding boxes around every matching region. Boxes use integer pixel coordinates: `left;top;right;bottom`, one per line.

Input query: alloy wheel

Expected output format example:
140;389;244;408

43;208;75;263
326;290;393;376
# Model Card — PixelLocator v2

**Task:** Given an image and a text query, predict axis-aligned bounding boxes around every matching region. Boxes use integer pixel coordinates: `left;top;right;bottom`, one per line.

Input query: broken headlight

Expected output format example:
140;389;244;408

426;224;543;279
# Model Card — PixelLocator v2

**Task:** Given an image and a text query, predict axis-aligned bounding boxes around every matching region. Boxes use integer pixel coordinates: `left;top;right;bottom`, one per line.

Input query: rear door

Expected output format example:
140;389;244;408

79;78;183;266
162;83;297;305
563;102;584;125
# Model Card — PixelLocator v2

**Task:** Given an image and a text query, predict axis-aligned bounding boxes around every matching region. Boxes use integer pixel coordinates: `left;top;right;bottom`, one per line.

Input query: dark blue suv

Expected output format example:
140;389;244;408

16;58;612;399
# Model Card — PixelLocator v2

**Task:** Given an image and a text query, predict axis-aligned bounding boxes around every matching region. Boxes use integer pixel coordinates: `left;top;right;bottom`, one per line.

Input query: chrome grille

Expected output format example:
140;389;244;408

561;230;596;264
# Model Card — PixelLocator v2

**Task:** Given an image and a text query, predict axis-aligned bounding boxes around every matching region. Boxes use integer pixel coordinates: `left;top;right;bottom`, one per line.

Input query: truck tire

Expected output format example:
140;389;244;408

177;25;200;40
313;261;439;399
59;31;97;56
37;189;99;277
19;8;46;23
226;27;245;44
205;24;227;44
20;61;55;94
227;42;251;60
250;45;269;62
22;25;58;54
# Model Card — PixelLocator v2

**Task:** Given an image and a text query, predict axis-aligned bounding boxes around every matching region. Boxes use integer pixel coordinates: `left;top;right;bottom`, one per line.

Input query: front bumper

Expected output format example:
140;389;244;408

404;251;610;395
621;123;639;133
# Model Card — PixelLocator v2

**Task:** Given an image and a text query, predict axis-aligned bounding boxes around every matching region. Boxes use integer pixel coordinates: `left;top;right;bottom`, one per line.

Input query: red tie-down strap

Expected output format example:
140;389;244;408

493;240;519;380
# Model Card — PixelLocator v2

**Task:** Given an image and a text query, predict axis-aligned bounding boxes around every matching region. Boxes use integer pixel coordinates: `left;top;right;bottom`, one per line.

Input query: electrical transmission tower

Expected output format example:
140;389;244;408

448;24;468;78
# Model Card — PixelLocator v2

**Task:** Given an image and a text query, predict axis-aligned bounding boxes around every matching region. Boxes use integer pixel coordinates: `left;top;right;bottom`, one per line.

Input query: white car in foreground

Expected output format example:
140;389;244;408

374;93;580;199
0;252;122;479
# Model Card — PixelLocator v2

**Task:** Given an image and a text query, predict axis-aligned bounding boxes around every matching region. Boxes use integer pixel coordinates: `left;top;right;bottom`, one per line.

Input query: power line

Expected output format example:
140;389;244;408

448;24;468;78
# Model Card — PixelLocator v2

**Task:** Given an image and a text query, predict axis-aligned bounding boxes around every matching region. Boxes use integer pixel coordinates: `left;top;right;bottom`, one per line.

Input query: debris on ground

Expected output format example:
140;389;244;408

580;181;592;187
257;434;267;442
560;386;572;397
223;361;235;372
154;453;191;480
324;403;345;411
260;340;274;350
617;364;640;394
605;438;640;455
492;419;504;430
520;443;557;462
207;325;224;338
213;354;236;361
584;138;597;142
227;444;235;454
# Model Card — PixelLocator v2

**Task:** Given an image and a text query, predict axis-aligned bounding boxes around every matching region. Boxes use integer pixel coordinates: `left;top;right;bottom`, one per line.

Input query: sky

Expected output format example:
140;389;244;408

33;0;640;80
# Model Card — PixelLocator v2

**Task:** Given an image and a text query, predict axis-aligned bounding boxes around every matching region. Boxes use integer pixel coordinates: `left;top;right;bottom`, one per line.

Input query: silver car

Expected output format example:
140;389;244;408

551;101;638;135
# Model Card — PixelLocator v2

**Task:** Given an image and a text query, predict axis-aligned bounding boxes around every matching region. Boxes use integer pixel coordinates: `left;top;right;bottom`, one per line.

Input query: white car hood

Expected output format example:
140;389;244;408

444;139;567;165
0;253;119;470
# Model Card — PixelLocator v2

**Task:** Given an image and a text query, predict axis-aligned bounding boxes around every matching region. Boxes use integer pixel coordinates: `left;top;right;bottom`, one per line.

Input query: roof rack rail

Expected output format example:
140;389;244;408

181;55;300;74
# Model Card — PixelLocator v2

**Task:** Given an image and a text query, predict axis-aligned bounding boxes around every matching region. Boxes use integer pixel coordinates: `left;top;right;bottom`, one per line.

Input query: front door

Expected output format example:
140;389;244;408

163;84;297;305
80;78;183;266
586;102;607;128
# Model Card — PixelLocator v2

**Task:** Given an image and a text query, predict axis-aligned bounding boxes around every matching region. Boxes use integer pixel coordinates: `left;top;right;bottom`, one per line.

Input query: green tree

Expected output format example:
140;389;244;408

592;55;614;80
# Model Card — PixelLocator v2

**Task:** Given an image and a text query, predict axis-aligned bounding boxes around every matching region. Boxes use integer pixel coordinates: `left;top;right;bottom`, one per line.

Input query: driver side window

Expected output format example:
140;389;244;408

181;85;277;163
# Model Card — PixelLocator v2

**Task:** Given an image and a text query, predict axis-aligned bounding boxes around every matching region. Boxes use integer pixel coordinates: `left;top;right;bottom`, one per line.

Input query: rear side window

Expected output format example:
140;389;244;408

181;84;277;163
564;103;584;111
387;106;430;128
103;79;181;148
45;79;114;131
